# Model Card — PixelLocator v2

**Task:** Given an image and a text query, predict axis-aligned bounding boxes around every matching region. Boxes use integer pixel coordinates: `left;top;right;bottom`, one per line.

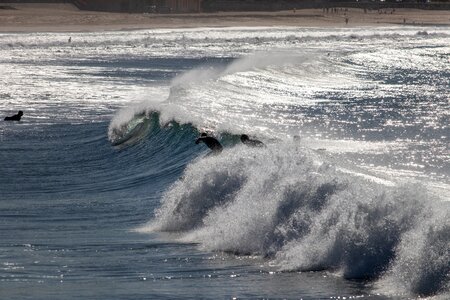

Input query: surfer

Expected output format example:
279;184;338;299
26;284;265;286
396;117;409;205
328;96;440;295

4;110;23;121
240;134;265;147
195;133;223;154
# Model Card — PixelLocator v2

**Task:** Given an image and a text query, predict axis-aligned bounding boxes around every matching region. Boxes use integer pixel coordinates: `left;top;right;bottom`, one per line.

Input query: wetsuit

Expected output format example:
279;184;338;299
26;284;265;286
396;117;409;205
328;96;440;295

195;136;223;153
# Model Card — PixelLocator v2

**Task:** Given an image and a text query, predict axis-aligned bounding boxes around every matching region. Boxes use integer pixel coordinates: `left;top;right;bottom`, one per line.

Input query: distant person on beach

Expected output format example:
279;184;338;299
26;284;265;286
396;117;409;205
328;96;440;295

195;133;223;154
4;110;23;121
240;134;265;147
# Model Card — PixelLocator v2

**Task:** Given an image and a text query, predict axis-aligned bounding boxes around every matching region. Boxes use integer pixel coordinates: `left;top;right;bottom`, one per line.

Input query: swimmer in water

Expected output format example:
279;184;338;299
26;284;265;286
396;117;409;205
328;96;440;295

240;134;265;147
4;110;23;121
195;133;223;154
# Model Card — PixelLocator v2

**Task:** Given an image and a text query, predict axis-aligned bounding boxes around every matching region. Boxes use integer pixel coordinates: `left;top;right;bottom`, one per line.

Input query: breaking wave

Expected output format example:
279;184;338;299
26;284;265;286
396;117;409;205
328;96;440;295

108;43;449;298
136;138;448;298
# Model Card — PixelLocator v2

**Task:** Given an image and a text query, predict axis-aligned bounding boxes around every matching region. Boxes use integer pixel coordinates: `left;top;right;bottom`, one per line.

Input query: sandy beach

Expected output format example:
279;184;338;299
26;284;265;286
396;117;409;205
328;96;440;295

0;3;449;32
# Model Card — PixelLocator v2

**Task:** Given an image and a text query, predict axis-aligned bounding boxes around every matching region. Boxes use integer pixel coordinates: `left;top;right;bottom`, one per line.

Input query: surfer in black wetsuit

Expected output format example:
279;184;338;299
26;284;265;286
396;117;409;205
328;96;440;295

4;111;23;121
240;134;265;147
195;133;223;154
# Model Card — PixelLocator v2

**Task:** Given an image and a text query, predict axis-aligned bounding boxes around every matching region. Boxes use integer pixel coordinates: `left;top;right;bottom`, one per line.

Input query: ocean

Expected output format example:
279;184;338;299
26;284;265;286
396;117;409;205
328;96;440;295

0;26;449;299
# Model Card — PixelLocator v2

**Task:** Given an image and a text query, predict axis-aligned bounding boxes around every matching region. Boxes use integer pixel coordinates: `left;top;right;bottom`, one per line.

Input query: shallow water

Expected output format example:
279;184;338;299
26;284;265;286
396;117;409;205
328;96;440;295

0;26;449;299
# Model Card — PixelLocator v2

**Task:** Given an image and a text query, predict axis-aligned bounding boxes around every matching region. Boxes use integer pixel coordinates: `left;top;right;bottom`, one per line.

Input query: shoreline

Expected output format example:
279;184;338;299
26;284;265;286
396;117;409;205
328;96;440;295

0;3;449;32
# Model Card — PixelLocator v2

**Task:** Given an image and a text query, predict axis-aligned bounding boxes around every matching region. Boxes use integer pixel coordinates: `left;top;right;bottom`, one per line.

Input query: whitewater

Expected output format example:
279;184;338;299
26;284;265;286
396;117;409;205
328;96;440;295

0;26;449;299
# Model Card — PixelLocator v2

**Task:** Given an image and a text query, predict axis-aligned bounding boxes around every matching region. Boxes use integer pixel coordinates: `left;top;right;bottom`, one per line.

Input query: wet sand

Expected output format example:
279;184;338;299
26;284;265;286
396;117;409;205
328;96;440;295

0;3;449;32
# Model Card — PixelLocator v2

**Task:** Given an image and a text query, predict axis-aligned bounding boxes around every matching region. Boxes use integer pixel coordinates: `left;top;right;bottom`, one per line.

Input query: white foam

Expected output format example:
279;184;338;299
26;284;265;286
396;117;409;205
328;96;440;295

141;141;449;296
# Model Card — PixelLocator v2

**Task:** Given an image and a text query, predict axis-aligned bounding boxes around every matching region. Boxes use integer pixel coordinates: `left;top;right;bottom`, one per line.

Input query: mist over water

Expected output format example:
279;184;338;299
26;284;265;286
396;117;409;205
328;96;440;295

1;26;449;299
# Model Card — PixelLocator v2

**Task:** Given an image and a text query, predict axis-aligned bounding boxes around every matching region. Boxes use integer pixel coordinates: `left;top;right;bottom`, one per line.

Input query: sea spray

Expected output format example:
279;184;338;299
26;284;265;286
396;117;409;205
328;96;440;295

377;206;449;297
170;52;314;88
274;183;430;276
145;141;449;297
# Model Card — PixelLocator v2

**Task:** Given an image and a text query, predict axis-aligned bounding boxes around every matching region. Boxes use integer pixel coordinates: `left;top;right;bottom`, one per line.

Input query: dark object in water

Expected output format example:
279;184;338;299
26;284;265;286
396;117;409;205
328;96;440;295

0;6;16;10
4;111;23;121
196;133;223;154
241;134;265;147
